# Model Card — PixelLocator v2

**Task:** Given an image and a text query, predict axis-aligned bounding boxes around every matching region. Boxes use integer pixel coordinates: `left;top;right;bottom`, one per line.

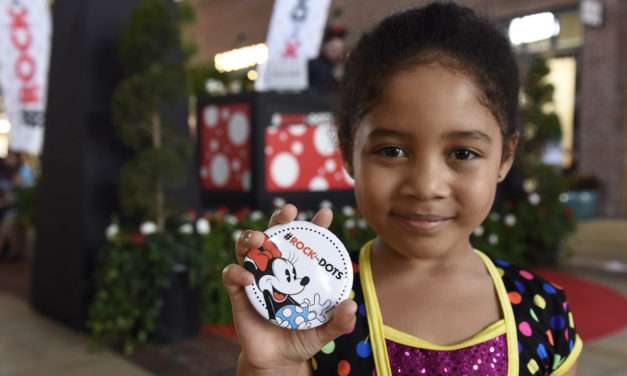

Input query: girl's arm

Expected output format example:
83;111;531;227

237;354;312;376
224;204;357;375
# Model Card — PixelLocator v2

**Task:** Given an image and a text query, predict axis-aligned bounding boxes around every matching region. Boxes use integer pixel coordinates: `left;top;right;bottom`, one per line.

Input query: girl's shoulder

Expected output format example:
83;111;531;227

490;257;582;374
491;257;570;314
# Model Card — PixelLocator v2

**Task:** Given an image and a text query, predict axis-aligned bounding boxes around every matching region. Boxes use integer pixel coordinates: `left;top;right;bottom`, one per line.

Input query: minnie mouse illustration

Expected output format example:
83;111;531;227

244;234;332;329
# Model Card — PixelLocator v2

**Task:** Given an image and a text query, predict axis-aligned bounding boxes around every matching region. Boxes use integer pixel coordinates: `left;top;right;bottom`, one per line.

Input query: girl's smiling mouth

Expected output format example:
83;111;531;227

390;212;455;233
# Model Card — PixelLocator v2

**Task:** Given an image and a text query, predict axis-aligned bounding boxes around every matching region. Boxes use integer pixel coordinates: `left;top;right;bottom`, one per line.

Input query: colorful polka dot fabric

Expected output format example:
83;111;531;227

496;259;582;375
312;243;582;375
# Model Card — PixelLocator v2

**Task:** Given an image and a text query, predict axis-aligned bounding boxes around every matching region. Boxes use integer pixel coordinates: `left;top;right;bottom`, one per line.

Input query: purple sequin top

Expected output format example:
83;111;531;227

385;334;508;375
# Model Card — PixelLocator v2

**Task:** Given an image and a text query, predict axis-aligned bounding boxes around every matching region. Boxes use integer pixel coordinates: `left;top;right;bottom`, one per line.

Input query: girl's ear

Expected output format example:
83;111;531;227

498;132;519;182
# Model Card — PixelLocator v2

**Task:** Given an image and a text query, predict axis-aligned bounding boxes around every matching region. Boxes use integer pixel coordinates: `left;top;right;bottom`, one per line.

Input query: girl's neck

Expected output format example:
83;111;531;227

371;237;480;279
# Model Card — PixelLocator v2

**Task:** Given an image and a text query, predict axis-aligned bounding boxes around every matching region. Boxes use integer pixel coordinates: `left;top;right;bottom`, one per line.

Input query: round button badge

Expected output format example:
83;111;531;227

243;221;353;330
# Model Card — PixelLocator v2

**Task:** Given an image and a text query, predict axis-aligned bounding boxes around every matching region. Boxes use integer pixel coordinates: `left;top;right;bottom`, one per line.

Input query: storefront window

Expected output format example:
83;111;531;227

507;9;582;169
558;11;583;50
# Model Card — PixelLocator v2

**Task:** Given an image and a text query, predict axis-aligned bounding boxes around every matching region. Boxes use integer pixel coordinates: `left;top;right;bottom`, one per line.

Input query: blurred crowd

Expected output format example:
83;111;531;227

0;150;35;261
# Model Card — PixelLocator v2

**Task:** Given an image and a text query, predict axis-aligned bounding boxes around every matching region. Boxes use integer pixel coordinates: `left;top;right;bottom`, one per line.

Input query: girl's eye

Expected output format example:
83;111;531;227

452;149;479;160
376;146;407;158
285;269;291;282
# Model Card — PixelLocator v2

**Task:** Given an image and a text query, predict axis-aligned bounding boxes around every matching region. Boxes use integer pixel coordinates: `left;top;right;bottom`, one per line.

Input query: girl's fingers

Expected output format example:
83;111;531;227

222;264;255;316
310;207;333;229
235;230;265;264
297;299;357;357
222;263;254;292
268;204;298;228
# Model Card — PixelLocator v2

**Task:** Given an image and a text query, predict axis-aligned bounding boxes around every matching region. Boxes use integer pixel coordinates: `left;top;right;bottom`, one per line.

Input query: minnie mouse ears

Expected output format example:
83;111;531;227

245;234;282;272
244;221;353;330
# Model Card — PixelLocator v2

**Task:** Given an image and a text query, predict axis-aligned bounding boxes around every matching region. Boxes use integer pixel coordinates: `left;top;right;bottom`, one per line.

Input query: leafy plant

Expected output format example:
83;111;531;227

89;0;198;353
473;57;576;266
112;0;193;231
88;231;176;354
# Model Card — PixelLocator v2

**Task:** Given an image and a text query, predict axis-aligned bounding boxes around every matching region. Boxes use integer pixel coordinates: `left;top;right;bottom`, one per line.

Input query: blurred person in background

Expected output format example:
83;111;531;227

307;25;347;93
0;150;35;261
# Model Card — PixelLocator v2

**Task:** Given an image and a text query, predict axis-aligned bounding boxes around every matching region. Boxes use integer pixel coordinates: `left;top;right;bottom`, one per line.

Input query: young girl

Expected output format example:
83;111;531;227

223;3;582;375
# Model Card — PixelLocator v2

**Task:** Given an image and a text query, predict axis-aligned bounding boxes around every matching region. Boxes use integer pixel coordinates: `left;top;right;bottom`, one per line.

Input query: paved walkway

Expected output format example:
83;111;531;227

0;219;625;375
562;219;627;375
0;293;150;376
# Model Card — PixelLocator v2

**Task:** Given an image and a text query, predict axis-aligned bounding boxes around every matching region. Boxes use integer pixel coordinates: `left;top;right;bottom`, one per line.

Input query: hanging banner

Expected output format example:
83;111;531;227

0;0;52;155
255;0;331;92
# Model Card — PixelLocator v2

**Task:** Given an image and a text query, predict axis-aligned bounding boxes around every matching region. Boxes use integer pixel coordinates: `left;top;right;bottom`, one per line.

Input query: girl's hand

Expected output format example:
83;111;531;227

223;204;358;375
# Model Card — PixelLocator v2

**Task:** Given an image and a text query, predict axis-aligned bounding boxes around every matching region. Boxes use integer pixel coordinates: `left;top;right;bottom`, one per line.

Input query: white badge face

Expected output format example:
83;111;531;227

244;221;353;330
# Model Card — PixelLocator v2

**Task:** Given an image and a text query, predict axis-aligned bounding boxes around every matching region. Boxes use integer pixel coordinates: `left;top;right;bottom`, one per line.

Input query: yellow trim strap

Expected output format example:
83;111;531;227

359;241;523;376
550;335;583;376
475;250;520;376
359;241;392;376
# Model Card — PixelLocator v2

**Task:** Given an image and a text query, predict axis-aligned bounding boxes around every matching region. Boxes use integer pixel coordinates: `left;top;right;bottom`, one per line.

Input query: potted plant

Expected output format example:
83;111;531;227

88;216;210;353
88;0;199;353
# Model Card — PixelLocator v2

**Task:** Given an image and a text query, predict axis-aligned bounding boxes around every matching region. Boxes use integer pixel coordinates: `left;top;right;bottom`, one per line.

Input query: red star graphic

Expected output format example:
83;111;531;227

282;40;300;58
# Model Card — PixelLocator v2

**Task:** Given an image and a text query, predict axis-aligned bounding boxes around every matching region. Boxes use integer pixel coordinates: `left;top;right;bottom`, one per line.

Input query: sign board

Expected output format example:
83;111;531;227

580;0;604;28
0;0;52;155
256;0;330;92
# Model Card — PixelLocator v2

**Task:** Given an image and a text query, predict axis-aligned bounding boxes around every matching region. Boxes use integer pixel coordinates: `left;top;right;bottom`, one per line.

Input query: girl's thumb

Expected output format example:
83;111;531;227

309;299;357;351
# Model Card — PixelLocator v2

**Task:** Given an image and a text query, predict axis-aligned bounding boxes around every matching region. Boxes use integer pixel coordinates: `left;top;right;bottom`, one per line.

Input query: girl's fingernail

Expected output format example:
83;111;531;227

243;231;252;240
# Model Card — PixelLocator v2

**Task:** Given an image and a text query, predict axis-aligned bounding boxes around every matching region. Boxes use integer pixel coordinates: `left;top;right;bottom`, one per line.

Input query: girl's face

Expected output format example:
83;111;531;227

348;62;517;259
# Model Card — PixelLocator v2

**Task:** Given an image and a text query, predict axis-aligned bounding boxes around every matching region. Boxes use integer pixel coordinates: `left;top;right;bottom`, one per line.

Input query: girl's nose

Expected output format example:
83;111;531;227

404;158;450;200
300;276;310;286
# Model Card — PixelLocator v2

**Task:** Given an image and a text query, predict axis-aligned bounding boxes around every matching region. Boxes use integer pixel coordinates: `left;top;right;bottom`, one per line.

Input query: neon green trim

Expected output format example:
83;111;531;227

359;242;520;376
384;320;506;351
475;250;519;376
359;240;392;376
550;335;583;376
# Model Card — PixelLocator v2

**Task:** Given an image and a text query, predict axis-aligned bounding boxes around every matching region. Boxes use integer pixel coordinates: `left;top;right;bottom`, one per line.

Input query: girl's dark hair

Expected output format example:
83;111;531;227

337;2;520;162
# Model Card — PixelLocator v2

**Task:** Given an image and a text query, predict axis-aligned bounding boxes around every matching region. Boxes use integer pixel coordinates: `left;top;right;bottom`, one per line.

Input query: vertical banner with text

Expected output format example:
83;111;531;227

0;0;52;155
255;0;330;92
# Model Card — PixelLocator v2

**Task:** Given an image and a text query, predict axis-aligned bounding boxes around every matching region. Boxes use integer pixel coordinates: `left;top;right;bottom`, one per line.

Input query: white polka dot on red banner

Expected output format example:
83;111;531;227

271;152;299;188
325;159;336;172
241;170;251;191
228;112;249;146
288;124;307;136
291;141;304;155
210;154;229;187
204;106;218;127
309;176;328;191
314;125;336;156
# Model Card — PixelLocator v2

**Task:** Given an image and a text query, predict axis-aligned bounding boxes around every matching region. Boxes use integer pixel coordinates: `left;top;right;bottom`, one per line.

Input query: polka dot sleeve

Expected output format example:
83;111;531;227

547;288;582;375
496;258;583;376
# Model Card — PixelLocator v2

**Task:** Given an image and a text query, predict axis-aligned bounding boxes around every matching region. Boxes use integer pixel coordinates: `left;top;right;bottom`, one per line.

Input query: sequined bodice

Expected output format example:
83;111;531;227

385;334;508;375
